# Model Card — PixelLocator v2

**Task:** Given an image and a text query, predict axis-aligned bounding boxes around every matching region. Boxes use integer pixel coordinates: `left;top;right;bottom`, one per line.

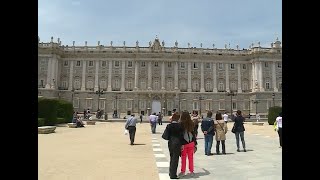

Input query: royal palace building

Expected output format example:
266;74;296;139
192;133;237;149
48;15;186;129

38;36;282;118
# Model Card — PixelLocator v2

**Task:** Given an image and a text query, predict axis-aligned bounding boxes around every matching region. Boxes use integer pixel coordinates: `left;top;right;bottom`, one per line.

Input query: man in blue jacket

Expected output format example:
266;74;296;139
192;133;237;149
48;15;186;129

201;111;215;156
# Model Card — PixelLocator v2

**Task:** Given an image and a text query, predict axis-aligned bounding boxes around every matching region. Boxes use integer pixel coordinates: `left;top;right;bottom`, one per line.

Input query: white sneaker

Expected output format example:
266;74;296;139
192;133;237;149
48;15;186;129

178;172;185;177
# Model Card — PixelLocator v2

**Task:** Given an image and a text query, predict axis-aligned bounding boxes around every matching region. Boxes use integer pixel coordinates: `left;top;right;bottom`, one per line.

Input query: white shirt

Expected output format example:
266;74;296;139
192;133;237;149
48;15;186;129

276;116;282;128
149;115;158;123
222;114;228;122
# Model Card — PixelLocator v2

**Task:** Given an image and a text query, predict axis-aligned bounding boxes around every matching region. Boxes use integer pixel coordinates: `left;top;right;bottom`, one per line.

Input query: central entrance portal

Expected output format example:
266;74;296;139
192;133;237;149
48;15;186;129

151;101;161;114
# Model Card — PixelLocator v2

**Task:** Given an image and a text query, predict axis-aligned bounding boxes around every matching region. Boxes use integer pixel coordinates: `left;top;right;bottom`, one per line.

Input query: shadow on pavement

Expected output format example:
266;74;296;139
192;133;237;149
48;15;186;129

212;152;235;155
132;143;146;146
181;168;210;179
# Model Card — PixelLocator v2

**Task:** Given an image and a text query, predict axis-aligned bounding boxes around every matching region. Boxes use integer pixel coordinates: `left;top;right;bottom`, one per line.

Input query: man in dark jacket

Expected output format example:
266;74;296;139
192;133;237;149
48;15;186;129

233;110;246;152
201;111;215;156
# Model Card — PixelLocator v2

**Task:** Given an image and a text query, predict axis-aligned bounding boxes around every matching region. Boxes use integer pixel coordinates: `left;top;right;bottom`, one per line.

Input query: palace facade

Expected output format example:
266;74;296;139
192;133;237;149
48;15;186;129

38;36;282;118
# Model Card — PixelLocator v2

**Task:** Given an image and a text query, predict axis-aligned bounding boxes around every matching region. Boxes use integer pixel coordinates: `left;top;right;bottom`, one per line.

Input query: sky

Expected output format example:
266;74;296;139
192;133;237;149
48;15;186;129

38;0;282;49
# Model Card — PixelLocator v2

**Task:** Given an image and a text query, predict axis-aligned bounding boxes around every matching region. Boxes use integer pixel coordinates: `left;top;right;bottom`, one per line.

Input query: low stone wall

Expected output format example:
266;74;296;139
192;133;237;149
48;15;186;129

68;123;77;128
38;126;56;134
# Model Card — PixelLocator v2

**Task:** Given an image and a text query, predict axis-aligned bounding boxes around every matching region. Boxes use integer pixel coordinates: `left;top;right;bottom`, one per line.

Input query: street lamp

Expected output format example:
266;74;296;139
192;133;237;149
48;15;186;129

272;93;275;107
95;87;104;111
226;90;237;117
114;93;122;118
198;96;205;117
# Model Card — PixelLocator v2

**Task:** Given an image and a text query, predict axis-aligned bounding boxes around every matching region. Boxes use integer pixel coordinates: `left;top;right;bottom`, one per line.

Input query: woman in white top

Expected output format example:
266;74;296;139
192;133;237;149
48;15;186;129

275;112;282;148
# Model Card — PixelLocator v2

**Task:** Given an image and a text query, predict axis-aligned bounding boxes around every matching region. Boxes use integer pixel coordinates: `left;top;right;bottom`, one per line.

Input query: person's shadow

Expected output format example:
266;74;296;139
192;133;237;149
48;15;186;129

180;168;210;179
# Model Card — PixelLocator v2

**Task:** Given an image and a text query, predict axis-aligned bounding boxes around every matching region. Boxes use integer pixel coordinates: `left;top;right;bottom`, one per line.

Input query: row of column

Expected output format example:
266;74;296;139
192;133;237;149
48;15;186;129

45;56;58;89
60;60;279;92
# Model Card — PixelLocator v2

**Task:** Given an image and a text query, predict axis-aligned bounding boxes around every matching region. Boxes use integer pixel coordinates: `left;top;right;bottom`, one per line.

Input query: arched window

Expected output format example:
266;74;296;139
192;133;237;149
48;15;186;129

205;82;212;92
230;82;237;91
74;79;81;89
218;82;224;91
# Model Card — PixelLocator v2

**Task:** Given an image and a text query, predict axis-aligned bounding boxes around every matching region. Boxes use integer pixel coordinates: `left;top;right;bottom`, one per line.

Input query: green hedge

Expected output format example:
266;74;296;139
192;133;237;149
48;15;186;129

268;106;282;125
38;98;73;125
38;118;45;127
56;99;73;123
38;98;59;126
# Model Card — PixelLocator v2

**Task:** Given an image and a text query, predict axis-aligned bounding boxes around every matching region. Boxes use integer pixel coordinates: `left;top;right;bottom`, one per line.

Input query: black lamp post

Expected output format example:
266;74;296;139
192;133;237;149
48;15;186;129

198;96;205;117
248;99;251;119
253;100;259;116
95;87;104;111
226;90;237;116
272;93;275;107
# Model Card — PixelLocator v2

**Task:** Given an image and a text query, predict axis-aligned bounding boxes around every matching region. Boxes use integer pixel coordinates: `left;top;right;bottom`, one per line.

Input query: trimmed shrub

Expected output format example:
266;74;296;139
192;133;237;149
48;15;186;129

268;106;282;125
56;118;66;124
38;98;58;126
56;99;73;123
38;118;45;127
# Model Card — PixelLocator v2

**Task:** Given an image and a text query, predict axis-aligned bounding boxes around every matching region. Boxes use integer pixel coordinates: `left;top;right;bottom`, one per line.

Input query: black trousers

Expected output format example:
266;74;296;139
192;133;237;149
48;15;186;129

168;139;181;178
216;140;226;153
158;119;162;125
128;126;136;144
194;125;199;137
278;127;282;147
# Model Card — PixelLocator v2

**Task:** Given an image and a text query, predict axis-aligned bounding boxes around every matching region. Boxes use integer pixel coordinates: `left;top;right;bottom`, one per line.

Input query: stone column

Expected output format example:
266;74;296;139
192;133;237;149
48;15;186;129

237;63;242;93
94;60;99;91
272;61;278;92
50;58;57;89
161;61;165;90
200;62;205;92
259;62;264;91
121;61;125;91
225;63;230;92
81;60;86;91
174;62;179;90
252;62;257;92
107;60;112;91
68;60;74;90
213;63;217;93
45;58;52;88
148;61;152;90
54;58;58;89
134;61;139;90
187;62;192;92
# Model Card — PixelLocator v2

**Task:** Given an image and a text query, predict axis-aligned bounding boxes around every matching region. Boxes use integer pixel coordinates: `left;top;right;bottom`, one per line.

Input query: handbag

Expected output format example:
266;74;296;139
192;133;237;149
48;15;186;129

124;129;128;135
162;127;169;140
216;120;226;134
231;125;236;133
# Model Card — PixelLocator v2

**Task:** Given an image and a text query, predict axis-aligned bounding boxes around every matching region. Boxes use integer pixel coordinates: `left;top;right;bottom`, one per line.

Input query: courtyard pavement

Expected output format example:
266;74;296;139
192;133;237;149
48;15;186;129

38;121;281;180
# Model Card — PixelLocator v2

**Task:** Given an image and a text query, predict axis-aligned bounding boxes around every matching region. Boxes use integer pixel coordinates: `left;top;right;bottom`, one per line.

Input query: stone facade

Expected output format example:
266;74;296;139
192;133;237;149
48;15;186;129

38;36;282;117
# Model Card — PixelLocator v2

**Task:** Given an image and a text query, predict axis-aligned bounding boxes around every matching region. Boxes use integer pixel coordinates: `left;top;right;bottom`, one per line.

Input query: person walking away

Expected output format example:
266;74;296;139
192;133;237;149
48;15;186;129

191;112;200;138
169;109;177;123
233;110;246;152
214;112;228;154
149;112;158;134
125;114;138;145
162;113;183;179
201;111;215;156
179;111;197;177
157;112;163;125
222;112;228;123
275;112;282;148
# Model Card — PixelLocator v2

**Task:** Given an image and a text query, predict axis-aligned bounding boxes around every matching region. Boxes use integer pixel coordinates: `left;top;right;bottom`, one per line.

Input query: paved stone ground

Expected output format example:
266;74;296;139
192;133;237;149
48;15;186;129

153;122;282;180
39;121;281;180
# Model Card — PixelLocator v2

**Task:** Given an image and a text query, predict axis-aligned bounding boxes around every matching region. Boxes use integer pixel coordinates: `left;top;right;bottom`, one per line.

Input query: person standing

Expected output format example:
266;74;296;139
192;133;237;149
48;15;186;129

191;112;200;138
179;111;197;177
149;112;158;134
140;114;143;124
157;112;163;125
233;110;246;152
222;112;228;123
125;114;138;145
275;112;282;148
201;111;215;156
162;113;183;179
214;112;228;154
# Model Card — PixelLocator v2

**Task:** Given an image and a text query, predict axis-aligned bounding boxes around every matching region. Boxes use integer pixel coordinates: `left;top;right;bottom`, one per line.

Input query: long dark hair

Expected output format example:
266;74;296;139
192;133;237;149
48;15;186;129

180;111;194;132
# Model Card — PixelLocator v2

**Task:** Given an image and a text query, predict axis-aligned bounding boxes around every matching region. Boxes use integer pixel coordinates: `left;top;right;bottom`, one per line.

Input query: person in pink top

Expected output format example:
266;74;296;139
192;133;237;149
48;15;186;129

179;111;197;178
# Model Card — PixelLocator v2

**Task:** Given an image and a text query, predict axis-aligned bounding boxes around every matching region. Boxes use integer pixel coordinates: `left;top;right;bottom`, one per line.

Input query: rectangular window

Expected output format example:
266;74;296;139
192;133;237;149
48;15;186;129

279;82;282;89
219;101;225;110
140;101;145;109
242;64;246;69
128;61;133;67
193;62;198;69
86;99;93;109
218;63;223;70
141;61;145;67
64;61;68;66
180;62;185;68
62;81;67;88
230;64;235;69
232;102;237;110
244;101;249;110
193;101;199;110
265;62;269;67
73;98;80;108
101;61;106;67
205;101;212;110
206;63;211;69
168;62;172;67
127;100;132;109
154;62;159;67
277;62;282;68
76;61;81;67
100;100;105;110
115;61;119;67
89;61;93;66
266;82;270;89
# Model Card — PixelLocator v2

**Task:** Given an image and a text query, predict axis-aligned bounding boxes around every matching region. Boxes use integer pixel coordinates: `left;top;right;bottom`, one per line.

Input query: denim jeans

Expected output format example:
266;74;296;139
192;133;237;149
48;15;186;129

204;134;213;155
151;121;157;133
235;131;246;149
